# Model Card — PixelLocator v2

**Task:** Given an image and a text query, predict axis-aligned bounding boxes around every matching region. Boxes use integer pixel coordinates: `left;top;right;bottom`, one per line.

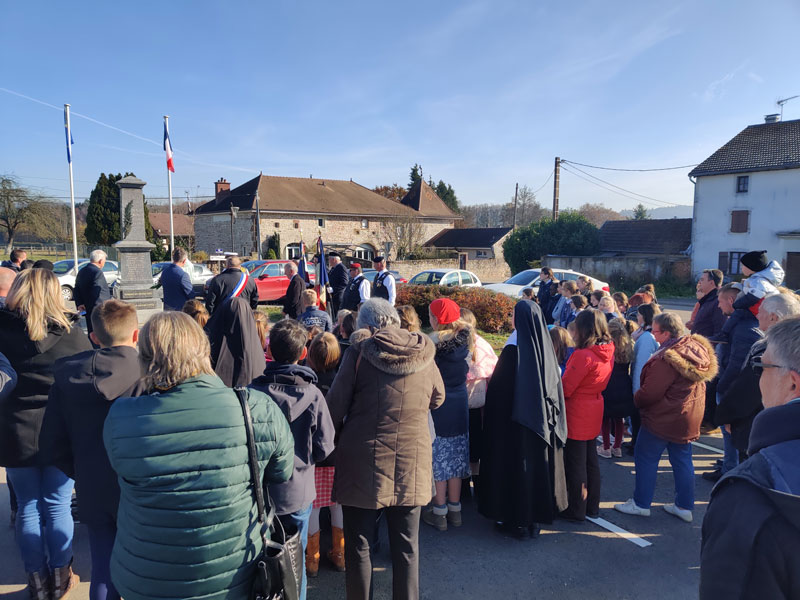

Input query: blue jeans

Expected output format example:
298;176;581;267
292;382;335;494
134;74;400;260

633;426;695;510
716;392;739;473
88;521;120;600
6;466;75;573
278;503;312;600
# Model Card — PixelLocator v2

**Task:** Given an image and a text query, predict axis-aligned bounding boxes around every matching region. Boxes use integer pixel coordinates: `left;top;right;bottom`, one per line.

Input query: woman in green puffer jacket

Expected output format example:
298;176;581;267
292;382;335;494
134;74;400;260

103;312;294;600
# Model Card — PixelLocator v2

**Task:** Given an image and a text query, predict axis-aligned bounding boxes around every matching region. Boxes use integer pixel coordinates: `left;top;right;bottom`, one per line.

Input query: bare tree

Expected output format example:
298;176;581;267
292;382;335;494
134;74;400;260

0;176;49;253
576;202;627;228
383;214;428;259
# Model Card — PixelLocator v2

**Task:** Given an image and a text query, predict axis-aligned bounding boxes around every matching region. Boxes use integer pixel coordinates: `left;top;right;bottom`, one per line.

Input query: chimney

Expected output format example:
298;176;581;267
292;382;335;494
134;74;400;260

214;178;231;203
765;113;781;124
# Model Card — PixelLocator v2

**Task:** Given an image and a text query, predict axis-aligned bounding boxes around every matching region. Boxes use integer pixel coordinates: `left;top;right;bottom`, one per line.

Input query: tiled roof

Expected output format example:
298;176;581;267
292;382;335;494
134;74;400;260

599;218;692;255
194;175;457;219
424;227;512;249
148;213;194;237
689;119;800;177
400;180;459;218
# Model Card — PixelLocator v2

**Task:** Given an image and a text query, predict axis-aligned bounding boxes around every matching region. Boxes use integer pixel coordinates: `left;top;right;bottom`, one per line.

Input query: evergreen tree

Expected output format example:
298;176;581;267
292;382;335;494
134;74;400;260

408;164;422;190
435;180;460;213
85;173;133;244
633;203;650;220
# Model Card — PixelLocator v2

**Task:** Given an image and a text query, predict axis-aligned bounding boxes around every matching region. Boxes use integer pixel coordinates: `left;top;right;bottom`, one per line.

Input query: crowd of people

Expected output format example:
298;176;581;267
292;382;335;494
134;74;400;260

0;247;799;599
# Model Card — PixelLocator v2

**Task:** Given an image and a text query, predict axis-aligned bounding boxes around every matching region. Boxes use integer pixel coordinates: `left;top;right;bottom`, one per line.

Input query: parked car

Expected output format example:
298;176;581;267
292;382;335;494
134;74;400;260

249;259;316;302
484;268;609;298
152;261;216;293
361;269;408;285
55;259;120;302
407;269;482;288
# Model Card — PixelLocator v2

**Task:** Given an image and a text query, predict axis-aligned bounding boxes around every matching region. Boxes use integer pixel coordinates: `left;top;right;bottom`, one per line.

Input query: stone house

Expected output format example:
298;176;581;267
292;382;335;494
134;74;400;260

421;227;512;279
148;213;195;252
689;116;800;286
193;175;458;261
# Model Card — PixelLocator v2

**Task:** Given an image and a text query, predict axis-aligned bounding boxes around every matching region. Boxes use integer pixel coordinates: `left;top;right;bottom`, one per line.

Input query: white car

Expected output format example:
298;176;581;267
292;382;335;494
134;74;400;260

407;269;482;288
484;268;609;299
54;259;120;302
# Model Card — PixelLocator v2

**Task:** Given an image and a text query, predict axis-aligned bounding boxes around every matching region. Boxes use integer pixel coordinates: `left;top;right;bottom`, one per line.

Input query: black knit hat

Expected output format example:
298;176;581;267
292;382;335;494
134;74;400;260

740;250;768;272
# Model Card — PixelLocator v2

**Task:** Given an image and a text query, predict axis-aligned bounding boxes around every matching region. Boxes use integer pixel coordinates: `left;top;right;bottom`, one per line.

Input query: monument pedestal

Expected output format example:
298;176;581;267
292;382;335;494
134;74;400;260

114;176;162;322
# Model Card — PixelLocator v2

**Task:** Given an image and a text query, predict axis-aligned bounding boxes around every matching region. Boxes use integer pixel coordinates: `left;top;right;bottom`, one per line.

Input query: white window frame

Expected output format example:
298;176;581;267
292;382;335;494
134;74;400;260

361;218;369;229
286;244;301;260
354;245;374;261
317;217;325;228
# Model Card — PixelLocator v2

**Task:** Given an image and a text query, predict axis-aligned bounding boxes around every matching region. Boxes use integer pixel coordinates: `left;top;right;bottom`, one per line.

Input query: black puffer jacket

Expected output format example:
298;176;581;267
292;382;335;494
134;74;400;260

430;328;471;437
0;309;92;467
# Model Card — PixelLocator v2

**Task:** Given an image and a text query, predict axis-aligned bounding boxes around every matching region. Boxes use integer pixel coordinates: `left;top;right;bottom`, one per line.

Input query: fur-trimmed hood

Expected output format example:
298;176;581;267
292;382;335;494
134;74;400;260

662;334;718;383
430;327;473;356
355;326;436;376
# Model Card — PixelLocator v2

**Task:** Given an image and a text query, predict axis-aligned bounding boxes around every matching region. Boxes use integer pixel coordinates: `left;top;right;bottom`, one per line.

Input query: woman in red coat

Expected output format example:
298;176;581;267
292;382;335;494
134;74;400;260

560;310;615;521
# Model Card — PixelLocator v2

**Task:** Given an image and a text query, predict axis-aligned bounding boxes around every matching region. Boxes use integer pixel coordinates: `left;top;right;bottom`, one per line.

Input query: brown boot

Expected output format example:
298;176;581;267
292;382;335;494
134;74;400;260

52;560;80;600
306;531;320;578
26;569;50;600
326;526;346;572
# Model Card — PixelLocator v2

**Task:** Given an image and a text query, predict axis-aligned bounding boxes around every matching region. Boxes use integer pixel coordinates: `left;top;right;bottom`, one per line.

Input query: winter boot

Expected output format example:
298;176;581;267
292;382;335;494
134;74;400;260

306;531;320;578
327;526;346;572
52;559;80;600
26;569;50;600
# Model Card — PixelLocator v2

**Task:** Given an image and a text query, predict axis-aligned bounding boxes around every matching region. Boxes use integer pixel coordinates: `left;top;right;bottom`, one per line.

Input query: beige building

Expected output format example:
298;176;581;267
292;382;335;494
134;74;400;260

194;175;458;261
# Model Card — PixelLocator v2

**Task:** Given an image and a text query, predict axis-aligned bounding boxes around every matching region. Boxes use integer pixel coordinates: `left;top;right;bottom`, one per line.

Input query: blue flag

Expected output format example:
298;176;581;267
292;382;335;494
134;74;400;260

64;107;74;164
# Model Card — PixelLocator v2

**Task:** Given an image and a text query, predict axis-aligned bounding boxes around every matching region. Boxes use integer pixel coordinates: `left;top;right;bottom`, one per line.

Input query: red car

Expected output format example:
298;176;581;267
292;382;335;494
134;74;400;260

249;260;316;302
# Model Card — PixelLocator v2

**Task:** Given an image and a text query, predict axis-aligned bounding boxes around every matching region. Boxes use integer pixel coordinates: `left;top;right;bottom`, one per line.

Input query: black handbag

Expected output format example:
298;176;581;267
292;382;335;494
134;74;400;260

235;387;304;600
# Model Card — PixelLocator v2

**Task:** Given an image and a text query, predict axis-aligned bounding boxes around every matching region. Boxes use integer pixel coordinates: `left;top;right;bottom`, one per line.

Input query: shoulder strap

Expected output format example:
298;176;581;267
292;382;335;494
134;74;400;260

376;271;389;284
234;387;283;552
228;270;249;300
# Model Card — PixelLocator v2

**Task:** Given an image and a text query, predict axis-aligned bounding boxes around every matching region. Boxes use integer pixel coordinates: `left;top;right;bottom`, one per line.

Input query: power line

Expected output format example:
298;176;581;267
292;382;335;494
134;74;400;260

560;164;660;207
562;162;690;207
562;159;698;172
532;170;554;195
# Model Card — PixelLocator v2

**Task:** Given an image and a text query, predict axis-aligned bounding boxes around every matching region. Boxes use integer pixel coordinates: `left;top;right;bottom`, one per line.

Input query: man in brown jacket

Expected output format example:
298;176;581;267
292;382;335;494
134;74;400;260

326;298;445;600
615;312;718;523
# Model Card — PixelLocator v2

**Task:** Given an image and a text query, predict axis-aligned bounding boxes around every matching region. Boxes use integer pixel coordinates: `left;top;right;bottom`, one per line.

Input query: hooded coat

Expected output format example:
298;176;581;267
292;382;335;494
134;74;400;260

248;362;335;515
635;334;718;444
561;342;615;440
40;346;145;524
700;399;800;600
206;297;267;388
430;327;471;437
0;309;92;467
326;327;445;509
103;377;294;600
479;300;568;526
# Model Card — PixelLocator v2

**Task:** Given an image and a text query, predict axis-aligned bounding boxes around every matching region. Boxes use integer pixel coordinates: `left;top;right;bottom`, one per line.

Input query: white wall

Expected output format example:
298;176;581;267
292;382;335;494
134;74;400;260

691;168;800;274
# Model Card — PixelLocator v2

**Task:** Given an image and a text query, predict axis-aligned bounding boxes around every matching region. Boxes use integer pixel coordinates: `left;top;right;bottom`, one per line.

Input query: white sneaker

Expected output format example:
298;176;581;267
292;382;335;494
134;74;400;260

614;498;650;517
663;503;693;523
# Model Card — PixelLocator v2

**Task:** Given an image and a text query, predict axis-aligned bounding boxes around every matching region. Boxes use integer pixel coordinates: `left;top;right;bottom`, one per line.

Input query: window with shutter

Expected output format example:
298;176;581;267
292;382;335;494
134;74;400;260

730;210;750;233
718;252;729;273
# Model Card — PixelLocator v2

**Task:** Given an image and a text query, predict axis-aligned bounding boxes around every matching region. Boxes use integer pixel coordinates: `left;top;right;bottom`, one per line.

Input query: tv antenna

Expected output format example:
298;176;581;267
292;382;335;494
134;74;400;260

777;95;799;120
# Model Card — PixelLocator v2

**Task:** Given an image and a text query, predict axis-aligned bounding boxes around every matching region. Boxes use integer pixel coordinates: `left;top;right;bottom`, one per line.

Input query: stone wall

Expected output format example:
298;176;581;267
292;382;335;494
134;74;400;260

391;257;510;284
543;254;692;282
195;211;454;260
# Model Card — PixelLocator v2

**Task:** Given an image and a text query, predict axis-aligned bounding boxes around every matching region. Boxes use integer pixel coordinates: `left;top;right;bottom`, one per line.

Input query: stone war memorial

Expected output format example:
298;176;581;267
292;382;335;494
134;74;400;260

114;175;161;316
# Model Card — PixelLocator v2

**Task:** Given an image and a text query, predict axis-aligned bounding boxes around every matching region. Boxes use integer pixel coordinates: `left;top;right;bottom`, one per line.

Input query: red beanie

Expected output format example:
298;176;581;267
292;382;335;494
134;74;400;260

429;298;460;325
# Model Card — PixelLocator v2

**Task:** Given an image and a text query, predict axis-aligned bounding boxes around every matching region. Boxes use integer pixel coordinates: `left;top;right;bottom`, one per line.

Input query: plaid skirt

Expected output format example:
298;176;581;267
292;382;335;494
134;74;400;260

313;466;336;509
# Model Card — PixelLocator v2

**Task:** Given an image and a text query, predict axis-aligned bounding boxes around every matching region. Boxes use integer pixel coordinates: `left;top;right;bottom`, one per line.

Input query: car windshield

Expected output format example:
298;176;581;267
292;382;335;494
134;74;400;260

53;260;86;275
505;270;539;285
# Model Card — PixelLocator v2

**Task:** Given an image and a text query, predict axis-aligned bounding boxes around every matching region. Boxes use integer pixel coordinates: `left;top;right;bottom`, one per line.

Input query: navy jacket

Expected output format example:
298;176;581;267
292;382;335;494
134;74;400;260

74;263;111;333
160;263;194;311
249;363;335;515
691;288;726;338
715;309;762;397
537;279;555;324
701;400;800;599
205;268;258;315
278;274;306;319
329;262;349;293
298;306;333;332
431;329;470;437
40;346;145;524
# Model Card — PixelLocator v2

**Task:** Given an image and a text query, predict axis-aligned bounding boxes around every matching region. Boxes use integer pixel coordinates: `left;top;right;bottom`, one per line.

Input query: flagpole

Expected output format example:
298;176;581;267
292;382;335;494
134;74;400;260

164;115;175;257
64;104;79;276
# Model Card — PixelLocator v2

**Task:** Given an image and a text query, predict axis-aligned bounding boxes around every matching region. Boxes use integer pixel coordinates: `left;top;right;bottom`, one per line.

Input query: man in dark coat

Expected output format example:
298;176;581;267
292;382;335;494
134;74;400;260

701;316;800;600
536;267;556;325
1;248;26;272
74;249;111;339
205;297;266;388
204;255;258;315
705;284;763;482
40;299;145;600
327;252;349;317
160;247;195;311
277;260;306;319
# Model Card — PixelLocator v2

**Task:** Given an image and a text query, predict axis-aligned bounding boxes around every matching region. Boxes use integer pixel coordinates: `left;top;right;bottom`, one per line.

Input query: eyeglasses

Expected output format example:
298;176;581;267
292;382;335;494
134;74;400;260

750;355;800;376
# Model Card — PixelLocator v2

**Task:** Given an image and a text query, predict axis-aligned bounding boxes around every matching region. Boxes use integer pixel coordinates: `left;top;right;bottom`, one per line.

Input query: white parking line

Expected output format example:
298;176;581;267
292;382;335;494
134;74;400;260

586;516;653;548
692;441;725;454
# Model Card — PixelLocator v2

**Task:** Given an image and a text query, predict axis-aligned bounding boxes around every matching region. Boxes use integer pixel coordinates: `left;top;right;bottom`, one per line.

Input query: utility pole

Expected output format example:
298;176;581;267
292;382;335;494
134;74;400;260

254;189;263;259
230;205;239;254
512;182;519;229
552;157;561;220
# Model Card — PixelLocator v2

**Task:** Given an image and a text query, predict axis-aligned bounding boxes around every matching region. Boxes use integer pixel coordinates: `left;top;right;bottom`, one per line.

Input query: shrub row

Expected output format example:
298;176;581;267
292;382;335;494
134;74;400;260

395;285;516;333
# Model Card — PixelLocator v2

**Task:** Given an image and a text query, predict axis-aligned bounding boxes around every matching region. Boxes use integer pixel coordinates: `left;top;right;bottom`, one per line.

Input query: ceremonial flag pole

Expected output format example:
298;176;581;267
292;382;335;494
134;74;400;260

316;236;332;316
163;116;175;256
63;105;79;276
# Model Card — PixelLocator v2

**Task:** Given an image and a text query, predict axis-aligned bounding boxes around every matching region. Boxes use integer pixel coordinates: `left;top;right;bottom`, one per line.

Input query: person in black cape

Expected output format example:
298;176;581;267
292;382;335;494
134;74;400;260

205;296;266;387
478;299;568;538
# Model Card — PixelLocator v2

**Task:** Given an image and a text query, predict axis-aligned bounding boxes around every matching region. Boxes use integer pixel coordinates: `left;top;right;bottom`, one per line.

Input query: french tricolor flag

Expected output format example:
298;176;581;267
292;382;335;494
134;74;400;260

163;120;175;173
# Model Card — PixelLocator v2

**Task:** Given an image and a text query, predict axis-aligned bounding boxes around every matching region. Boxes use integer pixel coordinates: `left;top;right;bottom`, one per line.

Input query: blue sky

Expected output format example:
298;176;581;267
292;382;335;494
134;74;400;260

2;0;799;213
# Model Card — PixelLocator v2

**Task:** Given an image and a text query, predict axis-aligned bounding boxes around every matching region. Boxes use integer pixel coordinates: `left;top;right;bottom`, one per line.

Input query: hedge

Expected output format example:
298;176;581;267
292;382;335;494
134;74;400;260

395;285;516;333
